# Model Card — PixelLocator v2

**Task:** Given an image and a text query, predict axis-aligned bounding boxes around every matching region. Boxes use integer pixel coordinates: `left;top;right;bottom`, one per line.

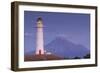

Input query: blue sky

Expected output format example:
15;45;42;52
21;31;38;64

24;11;90;53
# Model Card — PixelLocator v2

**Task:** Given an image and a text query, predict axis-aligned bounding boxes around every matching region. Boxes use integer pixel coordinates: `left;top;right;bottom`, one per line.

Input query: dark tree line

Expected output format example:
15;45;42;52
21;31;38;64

63;53;90;59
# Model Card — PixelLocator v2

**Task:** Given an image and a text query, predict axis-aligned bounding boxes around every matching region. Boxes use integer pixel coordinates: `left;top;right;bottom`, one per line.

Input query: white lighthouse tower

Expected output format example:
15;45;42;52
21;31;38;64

36;17;45;55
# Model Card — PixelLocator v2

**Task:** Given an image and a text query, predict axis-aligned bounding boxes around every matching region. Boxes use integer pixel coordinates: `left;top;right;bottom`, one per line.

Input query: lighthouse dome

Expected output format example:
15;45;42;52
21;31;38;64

37;17;43;27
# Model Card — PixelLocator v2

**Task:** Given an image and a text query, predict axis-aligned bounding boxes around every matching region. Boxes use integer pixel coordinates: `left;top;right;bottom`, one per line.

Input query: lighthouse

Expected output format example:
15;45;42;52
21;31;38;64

36;17;45;55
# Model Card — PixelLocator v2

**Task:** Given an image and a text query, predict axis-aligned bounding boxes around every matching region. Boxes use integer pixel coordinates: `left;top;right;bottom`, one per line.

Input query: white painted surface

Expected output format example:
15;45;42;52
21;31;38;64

36;21;44;55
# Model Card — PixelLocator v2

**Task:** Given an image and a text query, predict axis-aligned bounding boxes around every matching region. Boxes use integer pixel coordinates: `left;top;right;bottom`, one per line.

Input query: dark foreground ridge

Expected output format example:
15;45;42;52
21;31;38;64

24;54;63;61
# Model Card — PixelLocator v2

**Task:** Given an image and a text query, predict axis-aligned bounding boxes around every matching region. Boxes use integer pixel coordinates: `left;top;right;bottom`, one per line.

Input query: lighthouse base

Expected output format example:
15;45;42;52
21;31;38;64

36;49;44;55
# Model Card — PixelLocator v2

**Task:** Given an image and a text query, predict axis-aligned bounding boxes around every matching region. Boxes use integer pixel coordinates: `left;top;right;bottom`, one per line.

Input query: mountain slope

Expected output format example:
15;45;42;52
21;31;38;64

45;37;90;58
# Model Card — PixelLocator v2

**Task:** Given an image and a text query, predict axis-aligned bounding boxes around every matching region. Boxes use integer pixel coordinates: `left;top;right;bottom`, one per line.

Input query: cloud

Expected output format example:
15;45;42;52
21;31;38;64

24;32;33;36
56;34;68;38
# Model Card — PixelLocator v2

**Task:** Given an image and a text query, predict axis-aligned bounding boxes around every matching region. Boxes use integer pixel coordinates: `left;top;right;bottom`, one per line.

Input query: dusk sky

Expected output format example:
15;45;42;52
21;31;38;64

24;11;90;53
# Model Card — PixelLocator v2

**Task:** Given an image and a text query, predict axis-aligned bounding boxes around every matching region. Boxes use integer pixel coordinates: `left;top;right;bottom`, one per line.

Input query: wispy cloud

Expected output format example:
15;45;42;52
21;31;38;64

56;34;68;38
24;32;33;36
